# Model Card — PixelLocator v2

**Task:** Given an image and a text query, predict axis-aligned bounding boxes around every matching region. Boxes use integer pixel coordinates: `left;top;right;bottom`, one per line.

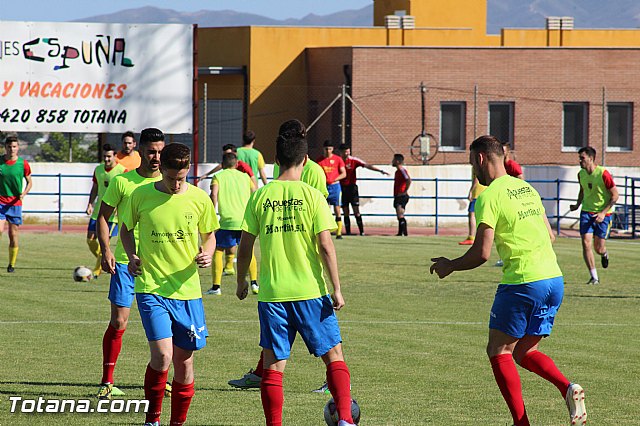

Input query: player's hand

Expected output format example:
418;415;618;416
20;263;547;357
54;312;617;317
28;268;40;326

236;279;249;300
381;170;390;176
331;290;345;311
569;204;579;212
430;257;454;279
194;246;212;268
128;255;142;276
595;211;606;223
86;204;93;216
101;250;116;275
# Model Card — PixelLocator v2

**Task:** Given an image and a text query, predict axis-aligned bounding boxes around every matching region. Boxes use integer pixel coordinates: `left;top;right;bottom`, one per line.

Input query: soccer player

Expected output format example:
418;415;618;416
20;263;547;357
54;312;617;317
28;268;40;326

339;144;388;236
0;136;33;273
235;126;356;426
237;130;268;186
115;130;141;170
459;173;486;245
569;146;618;285
95;128;165;400
204;152;257;296
120;142;218;426
318;140;347;239
85;144;127;279
430;135;587;426
198;143;258;188
392;153;410;236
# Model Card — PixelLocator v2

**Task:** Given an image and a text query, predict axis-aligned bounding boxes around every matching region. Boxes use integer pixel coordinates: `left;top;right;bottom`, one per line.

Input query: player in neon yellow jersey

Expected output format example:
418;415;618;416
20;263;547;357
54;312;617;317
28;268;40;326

235;124;356;426
237;130;268;186
85;144;127;279
120;142;217;426
204;151;257;296
95;128;165;400
431;135;586;426
273;158;328;198
569;146;618;285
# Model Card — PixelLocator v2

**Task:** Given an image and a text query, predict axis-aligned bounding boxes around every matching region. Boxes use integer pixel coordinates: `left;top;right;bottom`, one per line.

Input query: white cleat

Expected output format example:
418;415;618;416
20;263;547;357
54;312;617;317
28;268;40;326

565;383;587;425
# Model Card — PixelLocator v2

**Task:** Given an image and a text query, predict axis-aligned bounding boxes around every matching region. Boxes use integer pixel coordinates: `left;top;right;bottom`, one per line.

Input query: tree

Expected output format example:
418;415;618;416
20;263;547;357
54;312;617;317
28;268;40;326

35;133;97;162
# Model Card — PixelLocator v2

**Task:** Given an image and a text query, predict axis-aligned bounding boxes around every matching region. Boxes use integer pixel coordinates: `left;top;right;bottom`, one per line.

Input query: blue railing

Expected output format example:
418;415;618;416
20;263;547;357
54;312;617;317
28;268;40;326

23;173;640;237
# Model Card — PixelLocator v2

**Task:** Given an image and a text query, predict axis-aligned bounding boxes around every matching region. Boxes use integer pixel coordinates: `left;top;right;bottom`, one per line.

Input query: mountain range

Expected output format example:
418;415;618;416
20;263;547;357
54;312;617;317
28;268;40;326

76;1;640;34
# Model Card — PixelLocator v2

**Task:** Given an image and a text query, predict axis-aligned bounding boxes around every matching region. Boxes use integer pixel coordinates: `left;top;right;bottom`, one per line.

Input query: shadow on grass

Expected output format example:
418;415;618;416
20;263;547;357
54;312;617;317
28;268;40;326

569;294;640;300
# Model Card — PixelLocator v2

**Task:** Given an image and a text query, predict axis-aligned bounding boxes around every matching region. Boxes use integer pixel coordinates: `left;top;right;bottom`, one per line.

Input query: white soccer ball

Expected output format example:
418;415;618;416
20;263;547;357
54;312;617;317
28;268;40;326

73;266;93;282
323;397;361;426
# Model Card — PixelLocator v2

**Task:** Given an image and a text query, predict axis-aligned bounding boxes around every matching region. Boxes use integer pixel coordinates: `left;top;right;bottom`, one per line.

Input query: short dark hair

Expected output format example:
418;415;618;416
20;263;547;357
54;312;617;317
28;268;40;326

139;128;165;146
222;152;238;169
121;131;135;142
242;130;256;145
470;135;504;158
393;153;404;164
278;119;306;139
578;146;596;159
323;140;333;148
160;143;190;170
102;144;115;153
222;144;237;152
339;144;350;151
4;136;18;145
276;133;307;169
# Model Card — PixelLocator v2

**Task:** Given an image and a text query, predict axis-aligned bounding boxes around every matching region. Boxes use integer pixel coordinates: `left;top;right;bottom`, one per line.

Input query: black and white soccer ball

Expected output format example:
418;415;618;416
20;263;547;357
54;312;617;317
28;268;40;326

323;397;361;426
73;266;93;282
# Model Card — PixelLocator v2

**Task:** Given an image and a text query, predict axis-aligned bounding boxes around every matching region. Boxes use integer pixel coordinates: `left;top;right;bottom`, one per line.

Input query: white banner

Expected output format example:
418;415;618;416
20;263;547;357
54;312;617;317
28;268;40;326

0;21;193;133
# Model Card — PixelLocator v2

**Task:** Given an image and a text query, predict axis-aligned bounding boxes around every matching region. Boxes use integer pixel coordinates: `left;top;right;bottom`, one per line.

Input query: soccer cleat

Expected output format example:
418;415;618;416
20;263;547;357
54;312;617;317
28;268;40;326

204;288;222;295
586;278;599;285
144;422;160;426
223;268;236;276
110;386;125;396
601;254;609;269
565;383;587;425
458;238;474;245
228;369;261;389
312;382;330;394
251;281;259;294
7;264;15;273
338;421;357;426
336;234;343;240
495;259;504;267
165;382;172;397
96;383;113;400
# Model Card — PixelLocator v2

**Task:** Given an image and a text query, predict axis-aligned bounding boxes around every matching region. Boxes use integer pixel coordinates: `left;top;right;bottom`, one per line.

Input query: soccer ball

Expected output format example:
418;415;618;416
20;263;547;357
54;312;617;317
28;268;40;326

323;397;361;426
73;266;93;282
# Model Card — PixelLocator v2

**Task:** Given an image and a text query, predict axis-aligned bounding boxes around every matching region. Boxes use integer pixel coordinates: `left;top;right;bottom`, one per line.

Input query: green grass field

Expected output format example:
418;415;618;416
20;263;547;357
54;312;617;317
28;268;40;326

1;232;639;425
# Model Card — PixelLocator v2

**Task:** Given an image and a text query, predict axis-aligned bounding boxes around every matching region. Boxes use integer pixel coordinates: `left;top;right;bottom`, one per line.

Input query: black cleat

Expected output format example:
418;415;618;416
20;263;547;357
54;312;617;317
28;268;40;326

601;254;609;269
7;265;15;273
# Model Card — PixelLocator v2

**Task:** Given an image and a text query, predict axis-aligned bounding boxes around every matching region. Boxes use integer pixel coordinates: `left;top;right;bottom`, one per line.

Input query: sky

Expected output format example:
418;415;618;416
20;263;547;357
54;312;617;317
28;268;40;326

1;0;373;22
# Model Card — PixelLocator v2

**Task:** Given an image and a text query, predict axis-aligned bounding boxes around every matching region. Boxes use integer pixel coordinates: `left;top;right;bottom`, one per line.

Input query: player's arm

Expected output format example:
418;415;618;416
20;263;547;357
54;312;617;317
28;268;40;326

119;223;140;276
317;230;344;310
364;163;389;176
336;165;347;182
86;182;98;215
236;231;256;300
543;214;555;243
569;174;583;211
199;164;222;180
97;202;117;274
21;174;33;200
194;231;215;268
257;153;268;185
430;223;494;279
596;174;619;223
210;180;219;211
404;173;412;194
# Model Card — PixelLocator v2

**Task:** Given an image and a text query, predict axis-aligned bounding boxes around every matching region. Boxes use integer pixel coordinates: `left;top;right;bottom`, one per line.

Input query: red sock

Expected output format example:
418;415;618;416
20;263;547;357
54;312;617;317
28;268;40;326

326;361;354;424
490;354;529;426
101;324;125;384
144;364;168;424
254;351;264;377
519;350;570;396
261;369;284;426
170;380;195;426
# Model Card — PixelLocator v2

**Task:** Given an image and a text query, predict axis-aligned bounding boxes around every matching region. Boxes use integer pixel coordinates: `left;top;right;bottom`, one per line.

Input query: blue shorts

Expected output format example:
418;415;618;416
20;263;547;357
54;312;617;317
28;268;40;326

215;229;242;249
136;293;208;351
468;199;477;213
108;262;136;308
258;295;342;360
327;183;341;207
579;211;612;239
0;204;22;225
87;218;118;237
489;276;564;338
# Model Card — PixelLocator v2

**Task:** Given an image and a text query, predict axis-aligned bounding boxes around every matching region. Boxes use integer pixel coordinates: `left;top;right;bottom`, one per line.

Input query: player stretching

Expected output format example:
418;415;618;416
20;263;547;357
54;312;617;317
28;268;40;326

339;144;388;236
569;147;618;285
204;152;257;296
96;128;165;399
0;136;32;273
85;144;127;279
318;140;347;239
236;127;356;426
120;142;218;426
431;135;586;426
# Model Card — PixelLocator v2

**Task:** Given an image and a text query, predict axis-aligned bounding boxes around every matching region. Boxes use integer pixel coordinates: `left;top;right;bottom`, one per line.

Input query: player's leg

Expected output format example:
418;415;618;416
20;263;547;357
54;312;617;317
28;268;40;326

224;245;236;275
262;350;288;426
249;247;259;294
86;219;103;277
228;350;264;389
171;346;196;425
342;203;351;235
352;204;364;236
7;222;19;272
322;344;355;425
334;204;343;239
205;247;225;295
594;215;611;269
459;200;476;245
579;212;598;284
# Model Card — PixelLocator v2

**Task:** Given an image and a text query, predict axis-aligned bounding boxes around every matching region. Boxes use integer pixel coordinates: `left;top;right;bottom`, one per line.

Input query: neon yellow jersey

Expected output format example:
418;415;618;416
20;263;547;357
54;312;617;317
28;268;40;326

91;163;127;221
242;180;337;302
212;168;253;230
101;170;162;264
579;166;614;213
237;147;265;178
125;183;219;300
475;175;562;284
273;159;329;198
